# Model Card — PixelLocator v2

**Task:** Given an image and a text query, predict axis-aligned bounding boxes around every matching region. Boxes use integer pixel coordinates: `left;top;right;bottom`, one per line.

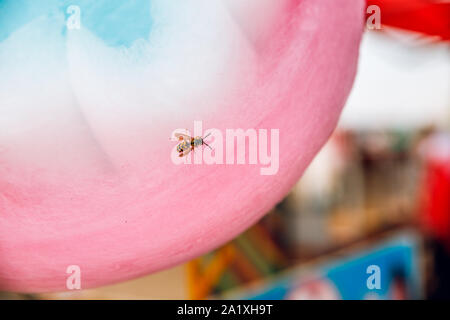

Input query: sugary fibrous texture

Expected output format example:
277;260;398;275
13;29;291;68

0;0;365;292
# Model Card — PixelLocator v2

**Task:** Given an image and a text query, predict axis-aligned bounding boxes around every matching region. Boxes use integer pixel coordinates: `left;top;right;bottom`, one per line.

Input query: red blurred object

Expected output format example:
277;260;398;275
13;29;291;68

367;0;450;40
420;134;450;250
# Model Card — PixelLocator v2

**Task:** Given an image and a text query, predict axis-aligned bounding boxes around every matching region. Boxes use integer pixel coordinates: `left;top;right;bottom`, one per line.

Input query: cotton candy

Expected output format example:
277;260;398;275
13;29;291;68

0;0;364;292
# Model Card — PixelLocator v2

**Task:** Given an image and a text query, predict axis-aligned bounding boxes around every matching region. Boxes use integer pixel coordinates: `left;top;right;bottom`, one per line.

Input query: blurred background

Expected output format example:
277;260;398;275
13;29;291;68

2;0;449;300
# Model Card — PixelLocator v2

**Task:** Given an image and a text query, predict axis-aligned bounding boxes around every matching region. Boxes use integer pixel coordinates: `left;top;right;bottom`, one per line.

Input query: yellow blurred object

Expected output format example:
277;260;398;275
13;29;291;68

186;245;236;300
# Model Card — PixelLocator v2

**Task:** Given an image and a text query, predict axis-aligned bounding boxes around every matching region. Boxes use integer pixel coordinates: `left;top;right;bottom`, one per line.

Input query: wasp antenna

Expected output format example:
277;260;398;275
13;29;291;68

204;142;213;150
203;132;211;139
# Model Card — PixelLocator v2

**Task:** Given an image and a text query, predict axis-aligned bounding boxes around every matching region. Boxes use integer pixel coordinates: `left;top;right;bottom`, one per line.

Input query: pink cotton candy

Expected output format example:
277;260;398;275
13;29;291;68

0;0;365;292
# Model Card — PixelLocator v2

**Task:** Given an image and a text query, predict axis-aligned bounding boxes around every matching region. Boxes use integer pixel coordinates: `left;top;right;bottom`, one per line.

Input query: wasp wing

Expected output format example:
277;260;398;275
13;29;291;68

170;128;192;142
174;132;192;142
179;145;192;158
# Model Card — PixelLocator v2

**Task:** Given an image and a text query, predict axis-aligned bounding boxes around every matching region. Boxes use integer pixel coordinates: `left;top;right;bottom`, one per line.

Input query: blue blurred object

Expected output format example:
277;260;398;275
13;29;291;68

229;232;422;300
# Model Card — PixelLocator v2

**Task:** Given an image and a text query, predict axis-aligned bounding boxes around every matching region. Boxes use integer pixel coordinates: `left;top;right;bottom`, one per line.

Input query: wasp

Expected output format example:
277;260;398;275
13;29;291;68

173;131;212;157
